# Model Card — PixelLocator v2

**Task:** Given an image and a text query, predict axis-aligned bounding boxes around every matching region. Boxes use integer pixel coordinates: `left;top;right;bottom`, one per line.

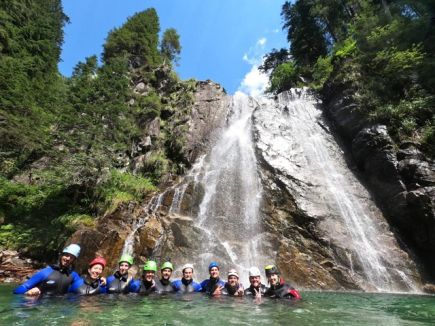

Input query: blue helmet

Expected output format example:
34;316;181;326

62;244;81;258
208;261;219;270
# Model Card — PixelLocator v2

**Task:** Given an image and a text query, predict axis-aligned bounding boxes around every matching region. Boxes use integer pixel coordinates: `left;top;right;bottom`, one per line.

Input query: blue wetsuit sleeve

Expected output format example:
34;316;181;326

99;280;107;294
171;280;180;291
13;267;52;294
106;275;115;287
68;275;84;293
199;279;207;292
193;282;202;292
129;279;140;293
218;280;225;287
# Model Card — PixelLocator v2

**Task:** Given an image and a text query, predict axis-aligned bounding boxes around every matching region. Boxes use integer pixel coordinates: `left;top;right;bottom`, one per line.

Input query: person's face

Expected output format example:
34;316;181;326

249;275;261;287
119;262;130;275
228;275;239;287
183;268;193;280
59;253;75;268
88;264;103;280
268;274;280;286
161;268;172;280
209;267;219;279
143;271;155;282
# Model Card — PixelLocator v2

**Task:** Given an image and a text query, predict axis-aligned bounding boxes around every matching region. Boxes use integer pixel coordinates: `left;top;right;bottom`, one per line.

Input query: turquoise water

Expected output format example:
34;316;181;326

1;285;434;325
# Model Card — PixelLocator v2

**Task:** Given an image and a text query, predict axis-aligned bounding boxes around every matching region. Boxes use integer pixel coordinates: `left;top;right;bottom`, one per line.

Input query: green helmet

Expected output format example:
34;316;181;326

143;260;157;272
265;265;280;277
161;261;174;271
119;254;134;266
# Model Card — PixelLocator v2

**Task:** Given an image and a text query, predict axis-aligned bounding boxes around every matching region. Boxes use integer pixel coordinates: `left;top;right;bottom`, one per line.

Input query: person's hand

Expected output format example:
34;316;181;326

100;277;107;286
254;288;262;304
212;285;223;296
25;287;41;296
236;285;244;296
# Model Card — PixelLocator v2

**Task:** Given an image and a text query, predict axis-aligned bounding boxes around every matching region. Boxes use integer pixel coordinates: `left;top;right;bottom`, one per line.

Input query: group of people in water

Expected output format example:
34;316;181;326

13;243;301;301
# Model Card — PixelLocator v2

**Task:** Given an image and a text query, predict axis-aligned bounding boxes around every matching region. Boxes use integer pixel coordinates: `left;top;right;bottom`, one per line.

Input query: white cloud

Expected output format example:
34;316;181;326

238;64;269;97
257;37;267;47
242;37;268;65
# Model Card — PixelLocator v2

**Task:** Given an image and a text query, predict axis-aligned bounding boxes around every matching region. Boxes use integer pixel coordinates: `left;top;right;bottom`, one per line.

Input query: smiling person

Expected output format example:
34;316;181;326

155;261;175;293
13;244;82;297
264;265;301;300
172;263;202;293
70;257;107;295
106;254;135;294
200;261;225;296
222;269;244;296
244;267;268;298
130;260;157;294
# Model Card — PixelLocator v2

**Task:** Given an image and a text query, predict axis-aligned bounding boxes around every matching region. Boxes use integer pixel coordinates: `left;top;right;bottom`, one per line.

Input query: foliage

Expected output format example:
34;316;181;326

264;0;435;156
96;170;156;214
103;9;162;68
161;28;182;65
268;62;300;93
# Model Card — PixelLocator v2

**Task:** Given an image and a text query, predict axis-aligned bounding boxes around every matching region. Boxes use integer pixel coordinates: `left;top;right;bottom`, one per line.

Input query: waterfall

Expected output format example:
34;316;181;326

254;88;419;292
190;91;268;280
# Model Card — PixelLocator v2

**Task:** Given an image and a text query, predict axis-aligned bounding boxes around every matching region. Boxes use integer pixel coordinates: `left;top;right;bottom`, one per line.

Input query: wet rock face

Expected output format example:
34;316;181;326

323;88;435;279
253;91;421;291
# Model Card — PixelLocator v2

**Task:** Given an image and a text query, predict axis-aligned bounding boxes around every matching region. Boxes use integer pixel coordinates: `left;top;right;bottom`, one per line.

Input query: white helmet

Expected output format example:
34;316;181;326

182;263;194;272
248;266;261;277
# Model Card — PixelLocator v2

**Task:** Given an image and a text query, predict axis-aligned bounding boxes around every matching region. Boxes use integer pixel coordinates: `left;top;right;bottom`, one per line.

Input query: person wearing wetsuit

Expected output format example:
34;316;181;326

264;265;301;300
130;260;157;294
13;244;82;296
70;257;107;295
222;269;244;296
244;266;268;298
106;254;135;294
172;263;202;293
155;261;175;293
200;261;226;296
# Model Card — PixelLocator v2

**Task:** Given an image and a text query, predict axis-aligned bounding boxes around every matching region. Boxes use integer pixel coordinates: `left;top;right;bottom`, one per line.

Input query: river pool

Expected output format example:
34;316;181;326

1;285;434;325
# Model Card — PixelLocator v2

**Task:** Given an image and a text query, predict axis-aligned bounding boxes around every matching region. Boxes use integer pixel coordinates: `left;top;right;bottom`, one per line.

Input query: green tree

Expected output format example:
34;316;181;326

161;28;182;65
103;8;161;68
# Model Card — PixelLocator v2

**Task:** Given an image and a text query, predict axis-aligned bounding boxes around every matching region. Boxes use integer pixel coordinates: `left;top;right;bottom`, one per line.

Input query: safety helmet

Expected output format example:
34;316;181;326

265;265;280;277
182;263;194;272
62;244;81;258
208;261;219;270
143;260;157;272
89;257;106;269
118;254;134;266
227;269;239;279
161;261;174;271
248;267;261;277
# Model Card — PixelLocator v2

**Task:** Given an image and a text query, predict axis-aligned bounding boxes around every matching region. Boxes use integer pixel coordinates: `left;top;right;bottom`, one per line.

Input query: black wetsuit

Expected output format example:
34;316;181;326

139;280;156;294
106;271;132;294
244;284;268;296
73;276;105;295
172;278;202;293
222;283;243;296
155;278;175;293
14;265;81;295
265;280;301;299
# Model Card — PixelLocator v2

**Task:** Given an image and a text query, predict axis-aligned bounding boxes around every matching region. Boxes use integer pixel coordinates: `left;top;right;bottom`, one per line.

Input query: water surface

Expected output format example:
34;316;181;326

2;285;434;325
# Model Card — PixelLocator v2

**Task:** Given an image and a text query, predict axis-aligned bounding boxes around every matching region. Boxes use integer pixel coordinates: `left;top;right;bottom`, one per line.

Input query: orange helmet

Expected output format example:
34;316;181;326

89;257;106;269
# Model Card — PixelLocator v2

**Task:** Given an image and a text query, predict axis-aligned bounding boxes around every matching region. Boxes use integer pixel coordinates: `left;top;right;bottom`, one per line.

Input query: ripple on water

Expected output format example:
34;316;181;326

1;286;435;325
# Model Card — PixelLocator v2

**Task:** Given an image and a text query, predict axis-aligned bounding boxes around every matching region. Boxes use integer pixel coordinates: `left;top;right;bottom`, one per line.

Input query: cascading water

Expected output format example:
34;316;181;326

189;92;269;280
254;88;419;292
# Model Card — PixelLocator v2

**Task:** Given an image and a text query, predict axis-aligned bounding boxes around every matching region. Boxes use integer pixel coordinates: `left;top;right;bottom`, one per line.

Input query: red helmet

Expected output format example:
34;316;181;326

89;257;106;268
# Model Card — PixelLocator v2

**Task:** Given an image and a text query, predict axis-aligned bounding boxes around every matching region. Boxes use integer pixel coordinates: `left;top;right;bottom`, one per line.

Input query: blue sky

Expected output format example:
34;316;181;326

60;0;289;95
